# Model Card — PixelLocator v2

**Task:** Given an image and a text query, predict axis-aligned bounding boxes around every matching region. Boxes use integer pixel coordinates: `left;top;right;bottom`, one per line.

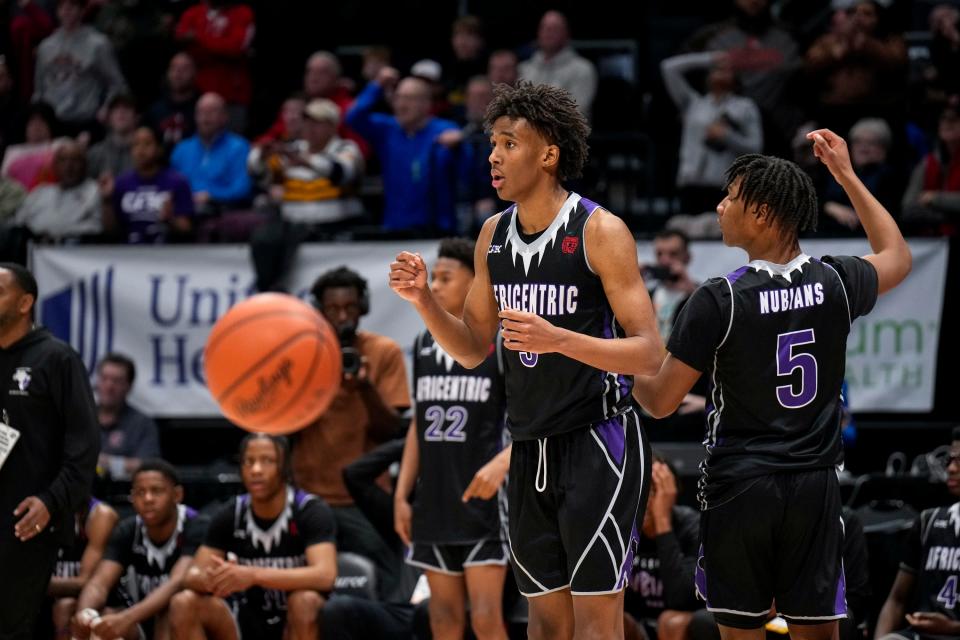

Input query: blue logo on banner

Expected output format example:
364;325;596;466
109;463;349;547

41;267;115;374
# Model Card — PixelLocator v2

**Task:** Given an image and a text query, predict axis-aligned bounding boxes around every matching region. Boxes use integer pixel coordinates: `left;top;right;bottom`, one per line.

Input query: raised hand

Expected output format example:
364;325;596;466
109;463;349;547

388;252;430;305
807;128;853;181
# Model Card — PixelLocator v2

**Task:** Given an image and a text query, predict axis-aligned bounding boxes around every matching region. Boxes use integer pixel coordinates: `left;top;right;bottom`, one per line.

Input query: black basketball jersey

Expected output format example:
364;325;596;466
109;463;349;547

901;503;960;619
667;254;878;509
104;504;207;603
205;487;336;618
411;330;506;544
54;497;100;578
486;193;632;440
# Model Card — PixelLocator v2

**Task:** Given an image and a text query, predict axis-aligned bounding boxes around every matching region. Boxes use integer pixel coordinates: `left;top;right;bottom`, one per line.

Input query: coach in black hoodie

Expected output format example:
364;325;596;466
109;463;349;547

0;262;99;640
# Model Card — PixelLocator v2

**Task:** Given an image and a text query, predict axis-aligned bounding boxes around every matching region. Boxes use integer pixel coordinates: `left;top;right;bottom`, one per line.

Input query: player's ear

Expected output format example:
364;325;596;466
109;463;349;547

542;144;560;172
17;293;34;316
173;484;184;504
754;203;770;224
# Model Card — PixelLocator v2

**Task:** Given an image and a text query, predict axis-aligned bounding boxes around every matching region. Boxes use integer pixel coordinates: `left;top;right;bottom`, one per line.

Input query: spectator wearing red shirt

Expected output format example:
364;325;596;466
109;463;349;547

174;0;254;134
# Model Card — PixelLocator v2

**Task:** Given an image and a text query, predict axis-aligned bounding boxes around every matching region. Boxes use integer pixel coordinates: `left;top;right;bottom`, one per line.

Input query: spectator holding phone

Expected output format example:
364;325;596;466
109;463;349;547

661;50;763;215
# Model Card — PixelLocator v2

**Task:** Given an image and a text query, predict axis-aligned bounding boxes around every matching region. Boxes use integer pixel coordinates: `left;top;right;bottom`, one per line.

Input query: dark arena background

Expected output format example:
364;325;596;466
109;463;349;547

2;0;958;638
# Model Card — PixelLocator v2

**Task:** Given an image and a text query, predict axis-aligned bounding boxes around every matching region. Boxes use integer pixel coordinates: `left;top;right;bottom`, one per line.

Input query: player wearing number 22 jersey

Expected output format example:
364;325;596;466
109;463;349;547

633;141;912;636
405;331;508;572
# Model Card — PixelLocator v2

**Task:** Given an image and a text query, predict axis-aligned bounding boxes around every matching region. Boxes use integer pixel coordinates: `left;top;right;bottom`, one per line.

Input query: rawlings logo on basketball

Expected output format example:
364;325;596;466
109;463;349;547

561;236;579;254
233;359;294;416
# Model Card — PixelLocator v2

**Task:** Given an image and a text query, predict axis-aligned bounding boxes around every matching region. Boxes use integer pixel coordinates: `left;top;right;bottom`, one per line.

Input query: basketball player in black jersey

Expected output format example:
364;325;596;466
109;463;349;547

72;460;207;640
631;128;912;640
390;82;662;640
169;434;337;640
875;427;960;639
395;238;511;640
49;498;118;638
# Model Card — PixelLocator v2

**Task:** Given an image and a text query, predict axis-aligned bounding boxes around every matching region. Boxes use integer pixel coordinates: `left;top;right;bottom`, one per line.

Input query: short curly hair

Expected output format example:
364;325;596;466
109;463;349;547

483;81;591;181
724;154;818;237
438;237;475;273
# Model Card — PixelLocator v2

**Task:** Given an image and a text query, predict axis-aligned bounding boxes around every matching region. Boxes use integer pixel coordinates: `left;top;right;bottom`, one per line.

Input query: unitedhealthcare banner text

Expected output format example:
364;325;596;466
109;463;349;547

31;239;947;416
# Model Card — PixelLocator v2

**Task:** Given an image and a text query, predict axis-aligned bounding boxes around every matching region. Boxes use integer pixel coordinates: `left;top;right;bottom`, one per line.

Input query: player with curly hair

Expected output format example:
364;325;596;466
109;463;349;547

389;81;663;639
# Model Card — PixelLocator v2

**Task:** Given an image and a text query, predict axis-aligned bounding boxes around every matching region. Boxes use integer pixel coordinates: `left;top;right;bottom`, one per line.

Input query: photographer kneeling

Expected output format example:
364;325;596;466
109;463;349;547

292;266;411;600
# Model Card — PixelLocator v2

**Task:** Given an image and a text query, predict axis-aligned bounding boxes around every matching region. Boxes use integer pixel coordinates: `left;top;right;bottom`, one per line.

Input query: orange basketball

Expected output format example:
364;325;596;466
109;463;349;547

204;293;341;434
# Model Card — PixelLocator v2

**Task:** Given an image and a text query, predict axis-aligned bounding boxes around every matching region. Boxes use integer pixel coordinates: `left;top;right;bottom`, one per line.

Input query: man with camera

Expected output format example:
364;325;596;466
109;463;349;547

643;230;699;342
292;266;410;600
642;230;706;425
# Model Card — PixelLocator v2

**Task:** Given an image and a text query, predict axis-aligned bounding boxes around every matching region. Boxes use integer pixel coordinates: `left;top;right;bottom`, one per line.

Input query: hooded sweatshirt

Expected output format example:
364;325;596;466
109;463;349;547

0;327;99;546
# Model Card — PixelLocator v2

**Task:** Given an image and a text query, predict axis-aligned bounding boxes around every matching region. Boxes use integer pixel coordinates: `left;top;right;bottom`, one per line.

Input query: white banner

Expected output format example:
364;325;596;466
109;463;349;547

32;238;947;416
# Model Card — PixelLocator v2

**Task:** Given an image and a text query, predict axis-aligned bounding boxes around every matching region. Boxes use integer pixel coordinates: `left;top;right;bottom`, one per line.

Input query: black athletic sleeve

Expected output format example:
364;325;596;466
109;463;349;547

297;497;337;548
181;513;209;556
39;347;100;526
899;511;924;574
342;438;404;547
840;507;871;618
102;516;136;566
203;502;237;552
821;255;879;321
667;279;729;373
655;505;702;611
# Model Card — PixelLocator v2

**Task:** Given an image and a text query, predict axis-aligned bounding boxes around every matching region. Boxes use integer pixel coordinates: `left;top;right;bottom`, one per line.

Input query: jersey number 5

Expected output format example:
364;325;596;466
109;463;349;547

776;329;818;409
423;405;468;442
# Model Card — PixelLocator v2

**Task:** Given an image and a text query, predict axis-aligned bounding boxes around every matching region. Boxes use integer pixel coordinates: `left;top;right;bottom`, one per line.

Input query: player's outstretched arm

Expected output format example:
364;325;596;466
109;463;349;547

874;569;915;638
632;355;703;419
501;209;663;375
809;128;912;295
389;215;501;368
73;560;124;616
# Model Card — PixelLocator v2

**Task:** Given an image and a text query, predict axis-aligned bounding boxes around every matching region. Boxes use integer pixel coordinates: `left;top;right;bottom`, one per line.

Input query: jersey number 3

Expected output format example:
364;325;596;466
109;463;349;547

776;329;818;409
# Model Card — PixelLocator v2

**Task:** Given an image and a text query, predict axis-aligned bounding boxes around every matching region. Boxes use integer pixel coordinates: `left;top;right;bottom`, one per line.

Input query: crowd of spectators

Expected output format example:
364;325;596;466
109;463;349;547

0;0;954;261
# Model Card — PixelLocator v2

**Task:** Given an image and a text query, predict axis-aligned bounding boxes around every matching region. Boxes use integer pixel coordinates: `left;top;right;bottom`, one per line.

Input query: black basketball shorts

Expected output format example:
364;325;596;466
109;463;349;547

507;409;650;596
405;539;509;575
233;599;285;640
695;468;846;629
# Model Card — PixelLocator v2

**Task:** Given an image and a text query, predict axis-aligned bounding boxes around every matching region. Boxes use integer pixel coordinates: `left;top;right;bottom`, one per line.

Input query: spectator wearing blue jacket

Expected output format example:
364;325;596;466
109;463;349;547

347;68;460;235
171;92;252;214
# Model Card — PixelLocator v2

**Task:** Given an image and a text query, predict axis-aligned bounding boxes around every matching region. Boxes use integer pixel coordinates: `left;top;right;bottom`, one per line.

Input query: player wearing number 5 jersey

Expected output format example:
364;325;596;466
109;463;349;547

632;129;912;640
395;238;511;640
391;82;663;640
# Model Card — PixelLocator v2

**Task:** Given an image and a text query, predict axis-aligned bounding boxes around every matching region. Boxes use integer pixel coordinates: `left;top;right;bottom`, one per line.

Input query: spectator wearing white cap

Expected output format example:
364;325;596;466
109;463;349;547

249;98;364;228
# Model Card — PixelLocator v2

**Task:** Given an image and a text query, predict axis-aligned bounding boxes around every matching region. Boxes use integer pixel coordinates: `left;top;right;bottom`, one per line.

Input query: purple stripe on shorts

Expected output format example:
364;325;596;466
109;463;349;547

595;417;626;467
619;526;638;589
695;544;708;604
834;562;848;616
